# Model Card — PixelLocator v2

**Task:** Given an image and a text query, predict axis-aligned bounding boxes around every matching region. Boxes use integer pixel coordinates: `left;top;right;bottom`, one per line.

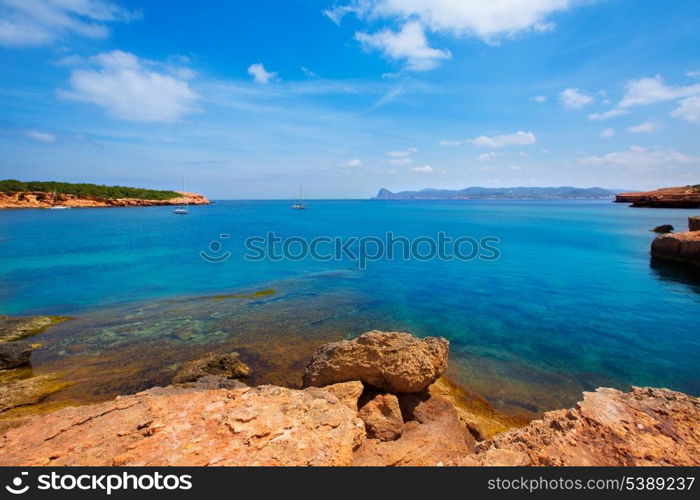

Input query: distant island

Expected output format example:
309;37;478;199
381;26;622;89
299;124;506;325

615;185;700;208
0;180;209;209
373;186;619;200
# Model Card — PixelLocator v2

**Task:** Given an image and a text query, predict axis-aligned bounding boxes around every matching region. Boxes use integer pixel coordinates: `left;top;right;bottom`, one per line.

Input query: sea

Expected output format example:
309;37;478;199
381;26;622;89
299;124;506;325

1;199;698;417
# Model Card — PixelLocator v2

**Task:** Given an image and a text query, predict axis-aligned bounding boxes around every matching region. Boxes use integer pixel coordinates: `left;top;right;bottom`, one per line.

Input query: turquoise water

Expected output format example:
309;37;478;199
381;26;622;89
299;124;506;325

1;200;699;414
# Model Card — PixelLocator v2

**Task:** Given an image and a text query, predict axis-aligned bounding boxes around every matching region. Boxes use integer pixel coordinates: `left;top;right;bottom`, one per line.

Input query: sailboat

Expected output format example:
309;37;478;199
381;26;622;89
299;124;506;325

173;179;189;215
291;185;306;210
49;190;70;210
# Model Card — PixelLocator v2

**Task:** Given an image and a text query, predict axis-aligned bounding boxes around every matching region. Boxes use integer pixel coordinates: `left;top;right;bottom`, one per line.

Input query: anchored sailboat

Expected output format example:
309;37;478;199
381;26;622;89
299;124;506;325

173;179;189;214
48;190;70;210
291;185;306;210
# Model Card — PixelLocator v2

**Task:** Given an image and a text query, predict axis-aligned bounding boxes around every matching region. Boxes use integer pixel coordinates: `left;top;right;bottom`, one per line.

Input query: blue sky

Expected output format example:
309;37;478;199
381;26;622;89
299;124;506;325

1;0;699;198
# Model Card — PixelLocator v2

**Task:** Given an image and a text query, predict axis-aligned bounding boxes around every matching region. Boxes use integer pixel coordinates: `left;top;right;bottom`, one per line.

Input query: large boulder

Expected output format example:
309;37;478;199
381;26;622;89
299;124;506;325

651;231;700;267
302;331;449;393
172;352;250;384
0;383;365;466
456;387;700;466
0;342;31;370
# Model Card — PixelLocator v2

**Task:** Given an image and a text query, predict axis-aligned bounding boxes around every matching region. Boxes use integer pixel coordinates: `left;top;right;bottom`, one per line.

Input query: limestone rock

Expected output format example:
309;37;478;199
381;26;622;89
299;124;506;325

358;393;403;441
0;342;31;370
0;384;365;466
651;231;700;267
689;216;700;232
320;381;364;411
302;330;448;393
172;352;250;384
0;373;68;412
457;387;700;466
353;391;474;465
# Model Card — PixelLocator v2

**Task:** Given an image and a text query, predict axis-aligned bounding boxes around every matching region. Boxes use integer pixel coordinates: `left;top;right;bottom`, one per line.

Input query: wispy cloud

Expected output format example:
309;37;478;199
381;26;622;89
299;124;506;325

671;95;700;123
627;121;661;133
412;164;433;173
559;88;594;109
471;131;536;148
27;129;56;143
0;0;139;47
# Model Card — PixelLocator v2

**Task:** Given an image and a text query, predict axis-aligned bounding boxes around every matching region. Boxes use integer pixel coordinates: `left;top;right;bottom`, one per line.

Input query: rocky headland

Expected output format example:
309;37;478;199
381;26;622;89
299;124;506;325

651;216;700;267
615;186;700;208
1;330;698;466
0;191;209;209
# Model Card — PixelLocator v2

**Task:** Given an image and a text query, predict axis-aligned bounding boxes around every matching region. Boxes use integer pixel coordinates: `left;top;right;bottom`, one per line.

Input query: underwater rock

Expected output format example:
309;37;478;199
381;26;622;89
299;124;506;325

172;352;251;384
455;387;700;466
0;373;67;412
0;342;31;371
651;224;674;233
0;315;69;344
358;392;403;442
0;383;365;466
302;330;449;393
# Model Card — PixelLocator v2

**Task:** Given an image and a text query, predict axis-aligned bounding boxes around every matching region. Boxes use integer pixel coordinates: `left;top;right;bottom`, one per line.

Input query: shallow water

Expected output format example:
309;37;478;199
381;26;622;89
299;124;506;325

1;200;698;416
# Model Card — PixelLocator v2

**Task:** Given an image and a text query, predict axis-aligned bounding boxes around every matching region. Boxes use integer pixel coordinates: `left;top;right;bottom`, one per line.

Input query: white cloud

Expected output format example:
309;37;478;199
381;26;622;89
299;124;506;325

60;50;198;122
588;108;628;121
671;95;700;123
301;66;319;78
439;139;463;146
247;63;277;84
386;147;417;157
508;165;522;170
627;121;660;133
618;75;700;108
329;0;574;42
471;131;536;148
412;164;434;173
0;0;138;47
476;152;504;162
389;157;412;165
341;158;363;167
599;128;615;138
578;146;699;168
687;70;700;79
558;88;594;109
355;21;451;71
26;129;56;143
531;95;547;103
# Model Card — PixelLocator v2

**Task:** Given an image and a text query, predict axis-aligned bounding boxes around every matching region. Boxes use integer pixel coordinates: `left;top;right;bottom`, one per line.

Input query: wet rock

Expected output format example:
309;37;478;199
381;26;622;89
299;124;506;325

302;330;449;393
0;384;365;466
0;315;70;344
456;387;700;466
172;352;250;384
651;224;674;233
0;342;31;370
358;393;403;441
0;374;68;412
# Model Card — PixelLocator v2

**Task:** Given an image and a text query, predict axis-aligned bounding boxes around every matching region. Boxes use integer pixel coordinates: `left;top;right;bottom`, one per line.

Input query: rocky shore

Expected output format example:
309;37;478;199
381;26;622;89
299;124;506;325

615;186;700;208
651;216;700;267
1;330;698;466
0;191;209;209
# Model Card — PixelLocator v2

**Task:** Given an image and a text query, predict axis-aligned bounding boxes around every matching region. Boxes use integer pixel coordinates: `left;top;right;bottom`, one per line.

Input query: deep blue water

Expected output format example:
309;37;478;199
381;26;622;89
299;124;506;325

1;200;698;414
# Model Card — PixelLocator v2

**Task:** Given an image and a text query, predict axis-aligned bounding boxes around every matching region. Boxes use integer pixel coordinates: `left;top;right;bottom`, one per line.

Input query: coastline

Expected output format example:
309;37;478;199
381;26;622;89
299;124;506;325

0;191;210;209
1;327;697;466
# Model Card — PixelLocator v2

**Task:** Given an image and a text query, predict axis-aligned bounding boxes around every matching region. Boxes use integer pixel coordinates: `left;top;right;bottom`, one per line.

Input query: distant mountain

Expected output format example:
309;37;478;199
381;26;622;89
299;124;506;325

373;186;619;200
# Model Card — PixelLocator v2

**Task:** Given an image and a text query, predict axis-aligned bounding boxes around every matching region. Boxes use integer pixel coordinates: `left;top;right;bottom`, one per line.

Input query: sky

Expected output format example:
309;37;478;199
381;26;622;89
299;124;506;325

0;0;699;199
